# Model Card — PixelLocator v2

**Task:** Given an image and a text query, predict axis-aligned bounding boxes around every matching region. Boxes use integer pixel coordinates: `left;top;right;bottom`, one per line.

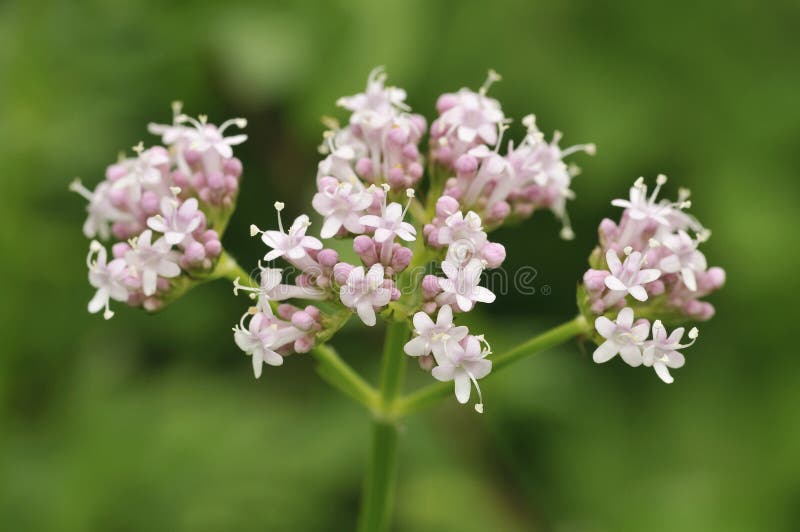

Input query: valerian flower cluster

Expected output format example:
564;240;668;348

72;102;247;318
74;68;724;410
579;175;725;382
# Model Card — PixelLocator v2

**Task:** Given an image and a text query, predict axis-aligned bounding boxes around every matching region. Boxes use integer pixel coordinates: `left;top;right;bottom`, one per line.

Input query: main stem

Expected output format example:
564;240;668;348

357;319;409;532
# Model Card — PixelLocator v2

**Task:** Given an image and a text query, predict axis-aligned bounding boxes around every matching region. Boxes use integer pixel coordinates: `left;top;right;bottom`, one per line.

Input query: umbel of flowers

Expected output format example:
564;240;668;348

72;102;247;318
230;67;595;412
578;175;726;383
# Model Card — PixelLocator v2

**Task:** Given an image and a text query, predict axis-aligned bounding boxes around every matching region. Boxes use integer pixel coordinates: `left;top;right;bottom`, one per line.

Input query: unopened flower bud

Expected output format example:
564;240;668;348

480;243;506;269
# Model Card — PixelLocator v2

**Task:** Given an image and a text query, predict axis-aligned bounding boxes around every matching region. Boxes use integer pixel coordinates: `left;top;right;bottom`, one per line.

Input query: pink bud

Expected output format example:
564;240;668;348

436;93;459;113
480;243;506;269
202;230;219;243
402;144;419;160
454;154;478;174
355;158;373;178
647;279;665;296
105;163;127;181
204;239;222;257
488;201;511;221
184;241;206;264
435;195;460;218
387;127;407;145
583;269;608;292
277;304;298;320
590;299;605;314
422;275;442;299
422;301;438;314
207;171;225;190
224;158;243;177
291;311;316;331
409;114;427;135
706;267;726;289
184;149;201;165
333;262;354;284
353;236;378;266
387;166;406;188
172;170;190;188
294;336;314;354
390;245;413;272
143;297;163;312
316;248;340;268
304;305;321;320
598;218;618;239
295;274;313;288
407;162;424;179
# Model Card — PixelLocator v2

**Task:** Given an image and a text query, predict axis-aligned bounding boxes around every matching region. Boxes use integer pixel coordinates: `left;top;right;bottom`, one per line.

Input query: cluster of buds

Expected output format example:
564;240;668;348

73;103;247;318
426;71;595;237
580;176;726;382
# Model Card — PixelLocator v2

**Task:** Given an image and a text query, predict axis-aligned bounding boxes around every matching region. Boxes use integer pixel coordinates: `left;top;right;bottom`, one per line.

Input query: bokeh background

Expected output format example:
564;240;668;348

2;1;798;530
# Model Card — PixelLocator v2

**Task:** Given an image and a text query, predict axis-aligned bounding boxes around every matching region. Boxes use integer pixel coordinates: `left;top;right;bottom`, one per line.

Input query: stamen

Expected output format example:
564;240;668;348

69;178;93;201
274;202;286;233
479;69;502;96
623;246;633;256
132;141;144;155
465;369;485;414
250;224;262;237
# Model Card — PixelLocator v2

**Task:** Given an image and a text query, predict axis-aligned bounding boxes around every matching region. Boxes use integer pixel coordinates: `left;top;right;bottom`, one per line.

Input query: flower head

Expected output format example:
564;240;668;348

643;320;698;383
431;334;492;413
593;307;650;367
404;305;469;361
339;264;392;326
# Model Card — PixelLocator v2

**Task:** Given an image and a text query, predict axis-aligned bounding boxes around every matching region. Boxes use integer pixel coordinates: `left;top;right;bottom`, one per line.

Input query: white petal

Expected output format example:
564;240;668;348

454;372;471;403
404;336;430;357
592;341;619;363
617;307;634;328
605;249;622;273
412;311;435;333
619;344;643;367
594;316;616;338
604;276;628;291
628;285;648;302
356;302;376;326
654;362;674;383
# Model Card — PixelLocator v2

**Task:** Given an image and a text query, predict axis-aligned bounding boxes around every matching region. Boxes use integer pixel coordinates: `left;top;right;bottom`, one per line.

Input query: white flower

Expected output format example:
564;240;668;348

404;305;469;362
257;203;323;262
611;175;697;238
70;179;125;240
339;264;392;326
438;210;487;247
431;335;492;413
86;241;130;320
233;265;327;315
233;312;285;379
658;230;707;291
148;101;191;145
604;249;661;302
439;82;504;146
337;66;408;118
437;258;495;312
643;320;697;384
110;145;170;202
312;181;373;238
359;188;417;244
593;307;650;367
147;197;203;245
180;115;247;159
124;230;181;296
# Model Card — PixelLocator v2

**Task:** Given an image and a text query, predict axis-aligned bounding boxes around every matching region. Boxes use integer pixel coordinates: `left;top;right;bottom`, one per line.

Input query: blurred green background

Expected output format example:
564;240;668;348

1;0;798;530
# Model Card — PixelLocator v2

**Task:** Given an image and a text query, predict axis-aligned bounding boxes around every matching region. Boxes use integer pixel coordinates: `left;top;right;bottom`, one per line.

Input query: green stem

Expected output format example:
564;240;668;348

357;319;410;532
392;315;590;416
310;344;379;412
